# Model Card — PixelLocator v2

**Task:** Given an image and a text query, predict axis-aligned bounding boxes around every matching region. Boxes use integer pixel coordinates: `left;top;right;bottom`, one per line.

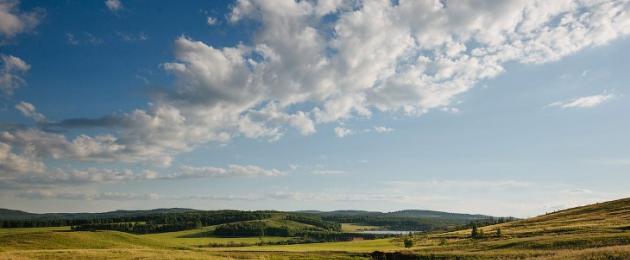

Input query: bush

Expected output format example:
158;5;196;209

403;237;414;248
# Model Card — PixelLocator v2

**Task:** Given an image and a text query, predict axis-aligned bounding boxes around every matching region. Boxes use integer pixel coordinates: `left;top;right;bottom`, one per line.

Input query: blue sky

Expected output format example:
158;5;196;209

1;0;629;217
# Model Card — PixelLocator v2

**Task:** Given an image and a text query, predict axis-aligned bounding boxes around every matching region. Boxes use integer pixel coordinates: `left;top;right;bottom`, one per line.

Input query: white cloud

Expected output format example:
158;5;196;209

105;0;122;12
311;169;346;175
0;141;45;175
0;0;44;38
165;164;285;179
334;127;353;138
6;0;630;177
374;126;394;133
64;32;103;46
207;16;218;25
155;0;630;142
65;33;78;45
17;190;159;201
0;54;30;95
383;179;532;190
548;93;615;108
0;162;283;188
9;179;621;217
116;31;148;42
15;101;46;123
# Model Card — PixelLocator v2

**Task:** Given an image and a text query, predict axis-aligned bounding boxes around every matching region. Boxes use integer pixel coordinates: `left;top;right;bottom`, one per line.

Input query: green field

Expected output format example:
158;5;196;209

340;223;381;232
1;198;630;259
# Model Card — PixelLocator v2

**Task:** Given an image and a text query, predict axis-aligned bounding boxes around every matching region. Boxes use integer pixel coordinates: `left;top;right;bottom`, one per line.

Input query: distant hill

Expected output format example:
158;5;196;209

0;207;509;232
2;208;502;222
0;209;38;220
302;209;497;219
0;208;196;221
387;209;491;220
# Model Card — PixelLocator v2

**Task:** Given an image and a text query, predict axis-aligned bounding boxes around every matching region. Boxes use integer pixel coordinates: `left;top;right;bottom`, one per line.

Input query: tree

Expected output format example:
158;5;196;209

403;237;414;248
471;224;479;239
496;227;502;237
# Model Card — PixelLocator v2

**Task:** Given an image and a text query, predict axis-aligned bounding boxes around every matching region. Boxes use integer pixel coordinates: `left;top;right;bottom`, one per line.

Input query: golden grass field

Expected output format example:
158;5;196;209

1;198;629;259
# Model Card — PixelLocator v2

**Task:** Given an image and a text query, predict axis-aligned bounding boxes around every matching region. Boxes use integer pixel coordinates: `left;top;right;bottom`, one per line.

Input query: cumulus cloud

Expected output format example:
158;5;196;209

0;0;44;38
0;54;30;95
15;101;46;123
548;93;615;108
105;0;122;12
6;0;630;179
153;0;630;143
0;141;45;175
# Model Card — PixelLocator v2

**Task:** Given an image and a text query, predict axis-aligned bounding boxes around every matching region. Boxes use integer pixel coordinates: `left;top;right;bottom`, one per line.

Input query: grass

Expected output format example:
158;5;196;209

1;198;629;259
340;223;381;232
142;227;292;247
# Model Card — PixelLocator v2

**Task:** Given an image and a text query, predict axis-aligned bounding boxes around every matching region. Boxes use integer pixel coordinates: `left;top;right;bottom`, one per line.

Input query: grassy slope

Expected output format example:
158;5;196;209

340;223;381;232
142;225;291;247
213;198;630;258
1;198;629;259
406;197;630;258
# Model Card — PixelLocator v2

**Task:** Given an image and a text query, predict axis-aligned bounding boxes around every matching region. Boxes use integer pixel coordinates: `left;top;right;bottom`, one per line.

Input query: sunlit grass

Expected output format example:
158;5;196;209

1;198;629;259
340;223;381;232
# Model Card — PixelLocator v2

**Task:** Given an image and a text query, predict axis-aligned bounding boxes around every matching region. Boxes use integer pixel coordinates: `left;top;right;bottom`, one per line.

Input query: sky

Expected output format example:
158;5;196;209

0;0;629;218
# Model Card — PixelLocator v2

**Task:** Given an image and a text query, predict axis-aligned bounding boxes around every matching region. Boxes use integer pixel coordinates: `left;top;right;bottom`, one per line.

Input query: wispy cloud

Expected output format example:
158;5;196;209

105;0;122;12
311;170;347;175
164;165;285;179
334;127;353;138
373;126;394;133
17;190;158;201
0;163;285;188
116;31;148;42
548;93;615;108
207;16;218;26
15;101;46;123
65;32;103;46
0;54;30;96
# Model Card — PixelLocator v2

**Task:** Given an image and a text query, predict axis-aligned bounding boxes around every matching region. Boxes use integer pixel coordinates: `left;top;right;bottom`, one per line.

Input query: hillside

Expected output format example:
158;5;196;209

0;209;37;220
404;197;630;258
0;198;628;259
0;208;196;221
311;209;495;220
1;207;501;232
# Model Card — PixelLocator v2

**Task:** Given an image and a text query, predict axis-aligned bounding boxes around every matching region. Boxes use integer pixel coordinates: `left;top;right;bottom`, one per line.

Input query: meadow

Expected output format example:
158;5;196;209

0;198;629;259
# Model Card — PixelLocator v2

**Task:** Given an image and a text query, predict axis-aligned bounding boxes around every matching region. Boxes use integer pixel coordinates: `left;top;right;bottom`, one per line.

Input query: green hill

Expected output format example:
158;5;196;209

0;208;196;221
1;198;628;259
402;197;630;258
0;209;37;220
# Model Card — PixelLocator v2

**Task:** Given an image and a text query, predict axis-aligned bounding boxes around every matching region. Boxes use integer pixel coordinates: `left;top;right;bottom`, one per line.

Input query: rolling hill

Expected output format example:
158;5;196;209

0;208;196;221
0;198;628;259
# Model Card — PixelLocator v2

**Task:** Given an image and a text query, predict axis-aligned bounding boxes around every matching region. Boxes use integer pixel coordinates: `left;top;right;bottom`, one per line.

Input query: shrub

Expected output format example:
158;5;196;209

403;237;414;248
